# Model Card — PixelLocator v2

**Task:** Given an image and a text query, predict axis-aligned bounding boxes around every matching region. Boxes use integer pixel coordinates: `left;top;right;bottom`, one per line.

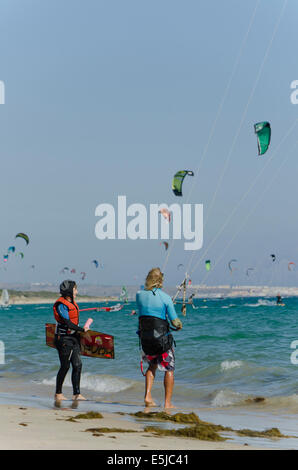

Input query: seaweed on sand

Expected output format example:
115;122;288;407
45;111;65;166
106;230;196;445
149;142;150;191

131;411;293;441
85;427;137;436
144;424;227;442
132;411;201;424
236;428;289;438
65;411;103;422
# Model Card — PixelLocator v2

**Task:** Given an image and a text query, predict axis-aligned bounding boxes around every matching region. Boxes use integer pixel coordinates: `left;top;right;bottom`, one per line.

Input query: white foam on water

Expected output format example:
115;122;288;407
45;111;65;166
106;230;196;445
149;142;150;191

221;360;243;371
244;299;276;307
211;389;245;407
41;373;134;394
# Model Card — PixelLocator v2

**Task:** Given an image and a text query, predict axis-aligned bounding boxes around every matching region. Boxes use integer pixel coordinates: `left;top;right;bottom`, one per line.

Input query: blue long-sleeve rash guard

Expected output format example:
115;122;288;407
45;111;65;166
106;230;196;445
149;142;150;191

136;288;178;323
57;303;71;320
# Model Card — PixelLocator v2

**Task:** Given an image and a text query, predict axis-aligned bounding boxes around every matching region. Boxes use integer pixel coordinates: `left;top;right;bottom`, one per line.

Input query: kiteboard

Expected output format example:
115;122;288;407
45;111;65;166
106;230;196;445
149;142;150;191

45;323;114;359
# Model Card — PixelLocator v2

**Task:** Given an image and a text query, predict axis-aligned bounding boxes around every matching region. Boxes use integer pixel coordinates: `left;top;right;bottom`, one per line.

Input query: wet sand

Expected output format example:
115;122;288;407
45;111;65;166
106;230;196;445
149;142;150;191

0;404;265;450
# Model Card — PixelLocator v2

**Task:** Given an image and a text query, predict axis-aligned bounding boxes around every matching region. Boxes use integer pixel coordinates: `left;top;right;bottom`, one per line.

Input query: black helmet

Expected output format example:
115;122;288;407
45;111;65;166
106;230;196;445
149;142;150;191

60;280;76;298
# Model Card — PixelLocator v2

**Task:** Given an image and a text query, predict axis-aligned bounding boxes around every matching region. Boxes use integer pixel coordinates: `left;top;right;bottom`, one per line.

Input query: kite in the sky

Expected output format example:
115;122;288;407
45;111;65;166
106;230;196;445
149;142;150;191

172;170;194;196
228;259;237;273
205;260;211;271
15;233;29;245
161;241;169;251
288;262;295;271
159;208;171;222
60;267;69;274
246;268;255;276
254;122;271;155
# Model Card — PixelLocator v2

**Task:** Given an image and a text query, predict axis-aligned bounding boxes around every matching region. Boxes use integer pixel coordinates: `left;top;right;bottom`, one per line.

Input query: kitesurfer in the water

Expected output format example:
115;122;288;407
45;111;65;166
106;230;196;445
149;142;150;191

53;280;89;401
276;294;283;305
136;268;182;409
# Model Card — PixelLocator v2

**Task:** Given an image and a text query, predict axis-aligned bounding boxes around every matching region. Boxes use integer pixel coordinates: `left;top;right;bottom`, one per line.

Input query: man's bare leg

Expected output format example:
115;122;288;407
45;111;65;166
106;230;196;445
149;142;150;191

164;371;176;409
144;364;157;406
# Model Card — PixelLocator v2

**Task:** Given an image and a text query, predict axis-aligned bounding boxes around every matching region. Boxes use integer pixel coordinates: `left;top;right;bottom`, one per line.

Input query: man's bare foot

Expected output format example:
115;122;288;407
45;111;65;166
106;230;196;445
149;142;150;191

55;393;67;401
72;394;87;401
164;403;177;409
144;398;157;407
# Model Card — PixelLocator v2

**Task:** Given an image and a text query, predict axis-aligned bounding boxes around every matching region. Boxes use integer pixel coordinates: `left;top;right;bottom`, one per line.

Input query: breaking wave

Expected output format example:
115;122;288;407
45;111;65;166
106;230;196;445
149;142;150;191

41;373;135;394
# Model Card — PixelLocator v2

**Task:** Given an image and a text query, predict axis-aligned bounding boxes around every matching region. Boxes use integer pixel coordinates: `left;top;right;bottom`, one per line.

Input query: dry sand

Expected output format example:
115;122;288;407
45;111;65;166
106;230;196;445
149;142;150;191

0;404;265;450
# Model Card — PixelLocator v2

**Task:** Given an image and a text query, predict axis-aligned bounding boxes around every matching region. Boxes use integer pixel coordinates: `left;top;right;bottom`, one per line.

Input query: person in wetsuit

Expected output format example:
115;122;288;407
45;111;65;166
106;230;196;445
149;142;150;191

136;268;182;409
53;280;89;401
276;295;283;305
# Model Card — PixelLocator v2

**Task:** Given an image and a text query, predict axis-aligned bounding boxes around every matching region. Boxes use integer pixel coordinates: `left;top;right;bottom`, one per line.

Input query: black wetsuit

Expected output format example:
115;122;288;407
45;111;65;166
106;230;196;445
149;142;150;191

54;305;84;396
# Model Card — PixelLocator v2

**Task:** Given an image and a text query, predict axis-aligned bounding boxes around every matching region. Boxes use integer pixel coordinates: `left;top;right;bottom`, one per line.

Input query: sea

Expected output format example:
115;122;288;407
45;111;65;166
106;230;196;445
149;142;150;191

1;297;298;449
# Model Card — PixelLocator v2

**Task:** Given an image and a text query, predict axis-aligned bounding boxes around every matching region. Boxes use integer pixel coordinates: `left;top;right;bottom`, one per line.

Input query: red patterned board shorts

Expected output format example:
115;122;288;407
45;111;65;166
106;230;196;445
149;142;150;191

141;347;175;372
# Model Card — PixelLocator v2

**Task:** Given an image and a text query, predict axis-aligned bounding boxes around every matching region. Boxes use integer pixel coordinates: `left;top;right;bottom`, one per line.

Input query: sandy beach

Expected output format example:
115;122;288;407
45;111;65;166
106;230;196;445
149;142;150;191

0;404;265;450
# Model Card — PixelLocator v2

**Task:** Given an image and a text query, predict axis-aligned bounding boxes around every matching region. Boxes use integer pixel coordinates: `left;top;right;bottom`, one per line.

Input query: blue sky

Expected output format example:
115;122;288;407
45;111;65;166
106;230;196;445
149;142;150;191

0;0;298;287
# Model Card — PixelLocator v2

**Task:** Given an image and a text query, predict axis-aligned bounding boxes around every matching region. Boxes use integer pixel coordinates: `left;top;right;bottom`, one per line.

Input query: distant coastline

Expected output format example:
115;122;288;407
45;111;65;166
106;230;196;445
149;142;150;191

0;284;297;305
187;285;298;299
0;290;119;305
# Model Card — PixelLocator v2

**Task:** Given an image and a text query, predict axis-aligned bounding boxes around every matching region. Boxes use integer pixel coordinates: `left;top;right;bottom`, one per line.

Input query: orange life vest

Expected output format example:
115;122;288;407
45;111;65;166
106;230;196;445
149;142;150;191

53;296;80;325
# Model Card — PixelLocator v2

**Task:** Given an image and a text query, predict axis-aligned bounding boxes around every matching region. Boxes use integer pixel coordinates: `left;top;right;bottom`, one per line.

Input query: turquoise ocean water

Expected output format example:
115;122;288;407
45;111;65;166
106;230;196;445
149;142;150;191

1;297;298;448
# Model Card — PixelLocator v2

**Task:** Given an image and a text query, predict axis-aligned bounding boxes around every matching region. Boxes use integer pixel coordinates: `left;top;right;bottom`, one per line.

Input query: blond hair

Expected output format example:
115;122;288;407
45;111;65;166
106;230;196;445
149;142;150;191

145;268;164;291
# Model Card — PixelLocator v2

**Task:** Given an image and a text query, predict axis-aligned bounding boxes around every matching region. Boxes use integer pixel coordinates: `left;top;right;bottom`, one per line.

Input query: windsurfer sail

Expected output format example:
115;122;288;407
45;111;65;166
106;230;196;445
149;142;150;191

120;286;128;303
0;289;9;306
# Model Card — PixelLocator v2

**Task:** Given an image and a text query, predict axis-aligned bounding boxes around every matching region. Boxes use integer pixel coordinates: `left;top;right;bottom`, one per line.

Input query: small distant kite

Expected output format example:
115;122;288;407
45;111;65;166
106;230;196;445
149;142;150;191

8;246;15;253
228;259;237;273
81;272;86;280
246;268;255;277
161;241;169;251
288;262;295;271
15;233;29;245
205;260;211;271
92;260;99;268
159;208;171;222
60;267;69;274
270;254;276;262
